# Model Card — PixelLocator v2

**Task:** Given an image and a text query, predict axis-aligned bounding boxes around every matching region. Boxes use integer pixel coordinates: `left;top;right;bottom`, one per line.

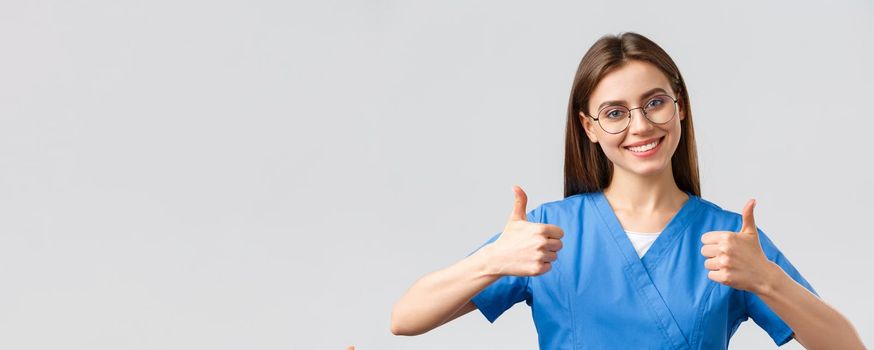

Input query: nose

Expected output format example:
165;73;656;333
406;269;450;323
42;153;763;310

627;108;655;135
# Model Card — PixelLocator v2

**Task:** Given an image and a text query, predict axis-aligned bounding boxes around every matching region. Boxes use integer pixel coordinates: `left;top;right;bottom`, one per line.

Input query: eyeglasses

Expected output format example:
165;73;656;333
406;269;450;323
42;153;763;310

584;94;679;134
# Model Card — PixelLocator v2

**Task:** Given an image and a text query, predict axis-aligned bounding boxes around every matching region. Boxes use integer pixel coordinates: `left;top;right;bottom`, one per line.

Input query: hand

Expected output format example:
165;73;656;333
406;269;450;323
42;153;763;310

700;199;778;294
482;185;565;277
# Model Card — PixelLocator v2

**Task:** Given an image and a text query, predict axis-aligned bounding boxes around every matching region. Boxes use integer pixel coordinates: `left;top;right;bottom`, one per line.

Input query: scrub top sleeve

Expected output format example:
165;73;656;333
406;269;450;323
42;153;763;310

745;228;820;346
464;206;542;324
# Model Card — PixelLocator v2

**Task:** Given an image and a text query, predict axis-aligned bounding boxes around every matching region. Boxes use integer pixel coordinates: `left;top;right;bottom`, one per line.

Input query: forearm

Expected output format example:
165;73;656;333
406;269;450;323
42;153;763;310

754;262;866;350
391;245;501;336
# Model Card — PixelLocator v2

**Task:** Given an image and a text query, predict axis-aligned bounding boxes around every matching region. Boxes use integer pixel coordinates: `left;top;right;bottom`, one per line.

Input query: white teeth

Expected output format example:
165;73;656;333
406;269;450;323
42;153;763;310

626;138;660;153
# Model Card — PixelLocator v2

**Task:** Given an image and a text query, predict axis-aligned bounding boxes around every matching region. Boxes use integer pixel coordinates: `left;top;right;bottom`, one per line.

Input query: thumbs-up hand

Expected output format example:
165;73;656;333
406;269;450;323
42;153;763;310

700;199;780;294
482;186;565;277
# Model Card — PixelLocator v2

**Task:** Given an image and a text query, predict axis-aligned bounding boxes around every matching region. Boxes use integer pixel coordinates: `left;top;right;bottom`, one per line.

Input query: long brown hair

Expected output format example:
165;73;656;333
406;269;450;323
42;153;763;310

564;32;700;198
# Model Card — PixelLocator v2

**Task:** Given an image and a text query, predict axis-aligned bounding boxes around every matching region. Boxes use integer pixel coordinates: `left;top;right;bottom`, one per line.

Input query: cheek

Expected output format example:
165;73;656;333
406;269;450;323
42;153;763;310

592;129;619;146
655;122;684;159
667;122;683;147
596;135;626;159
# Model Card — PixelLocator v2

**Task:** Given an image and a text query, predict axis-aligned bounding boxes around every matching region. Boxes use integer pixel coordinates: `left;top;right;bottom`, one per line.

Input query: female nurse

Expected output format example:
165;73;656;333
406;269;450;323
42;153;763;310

390;32;865;349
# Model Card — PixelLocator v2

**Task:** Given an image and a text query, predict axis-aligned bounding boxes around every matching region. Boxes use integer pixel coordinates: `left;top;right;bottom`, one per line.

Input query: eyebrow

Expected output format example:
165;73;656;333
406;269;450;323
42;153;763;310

596;87;669;112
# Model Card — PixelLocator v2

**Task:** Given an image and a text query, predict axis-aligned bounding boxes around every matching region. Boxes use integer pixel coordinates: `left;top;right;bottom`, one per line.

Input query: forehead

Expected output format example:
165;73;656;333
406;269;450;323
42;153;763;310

588;60;673;111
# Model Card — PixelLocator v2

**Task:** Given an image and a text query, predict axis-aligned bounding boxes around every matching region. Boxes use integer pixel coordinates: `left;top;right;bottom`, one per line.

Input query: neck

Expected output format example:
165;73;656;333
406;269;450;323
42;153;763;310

603;163;688;213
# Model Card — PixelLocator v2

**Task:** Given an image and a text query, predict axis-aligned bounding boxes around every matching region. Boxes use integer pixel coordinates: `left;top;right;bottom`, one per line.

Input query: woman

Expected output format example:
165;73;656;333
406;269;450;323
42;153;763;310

390;32;865;349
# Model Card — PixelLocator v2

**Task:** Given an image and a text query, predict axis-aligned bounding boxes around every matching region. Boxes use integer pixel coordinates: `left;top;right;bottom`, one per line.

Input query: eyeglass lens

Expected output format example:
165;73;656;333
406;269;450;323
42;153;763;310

596;95;676;134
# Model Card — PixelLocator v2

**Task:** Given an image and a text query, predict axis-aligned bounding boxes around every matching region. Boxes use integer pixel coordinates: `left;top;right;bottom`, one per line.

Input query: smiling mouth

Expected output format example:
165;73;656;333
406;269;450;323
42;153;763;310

624;136;664;153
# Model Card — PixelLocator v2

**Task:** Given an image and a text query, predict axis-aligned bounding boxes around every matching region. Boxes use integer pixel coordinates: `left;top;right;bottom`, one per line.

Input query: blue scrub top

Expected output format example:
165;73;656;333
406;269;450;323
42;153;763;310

468;191;818;350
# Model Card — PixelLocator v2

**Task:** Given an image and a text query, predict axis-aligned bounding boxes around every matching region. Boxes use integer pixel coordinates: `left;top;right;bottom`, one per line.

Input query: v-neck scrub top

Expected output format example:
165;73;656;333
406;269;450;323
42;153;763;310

467;192;818;350
625;230;662;258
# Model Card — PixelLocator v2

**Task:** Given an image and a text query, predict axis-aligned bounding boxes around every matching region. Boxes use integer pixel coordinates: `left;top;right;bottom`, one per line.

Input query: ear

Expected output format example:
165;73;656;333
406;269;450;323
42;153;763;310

677;97;686;121
579;111;599;143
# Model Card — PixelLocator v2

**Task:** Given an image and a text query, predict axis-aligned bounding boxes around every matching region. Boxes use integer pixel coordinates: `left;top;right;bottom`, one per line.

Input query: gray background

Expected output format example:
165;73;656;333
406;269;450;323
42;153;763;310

0;0;871;349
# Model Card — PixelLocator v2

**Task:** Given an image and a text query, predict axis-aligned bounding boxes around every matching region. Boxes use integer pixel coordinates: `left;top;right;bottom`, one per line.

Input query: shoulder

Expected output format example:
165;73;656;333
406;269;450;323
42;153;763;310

526;192;594;223
695;195;733;216
694;195;745;230
541;192;595;212
695;196;785;257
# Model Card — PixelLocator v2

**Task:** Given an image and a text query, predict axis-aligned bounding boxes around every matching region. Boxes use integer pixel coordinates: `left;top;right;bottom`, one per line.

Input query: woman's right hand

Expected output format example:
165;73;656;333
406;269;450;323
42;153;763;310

482;186;565;277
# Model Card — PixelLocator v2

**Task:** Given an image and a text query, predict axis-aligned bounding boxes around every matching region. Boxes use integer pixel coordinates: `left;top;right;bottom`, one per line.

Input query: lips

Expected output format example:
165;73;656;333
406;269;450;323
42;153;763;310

624;136;664;153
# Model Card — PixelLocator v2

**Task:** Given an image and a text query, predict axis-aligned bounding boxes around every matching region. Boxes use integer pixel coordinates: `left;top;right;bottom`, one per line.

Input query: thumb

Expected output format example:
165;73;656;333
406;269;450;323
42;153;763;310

740;198;757;235
509;185;528;222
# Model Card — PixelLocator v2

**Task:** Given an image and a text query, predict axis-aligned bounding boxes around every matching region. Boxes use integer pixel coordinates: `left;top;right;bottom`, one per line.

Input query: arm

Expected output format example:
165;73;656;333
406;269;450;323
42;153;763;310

390;245;500;336
701;199;866;349
391;186;563;336
754;263;866;350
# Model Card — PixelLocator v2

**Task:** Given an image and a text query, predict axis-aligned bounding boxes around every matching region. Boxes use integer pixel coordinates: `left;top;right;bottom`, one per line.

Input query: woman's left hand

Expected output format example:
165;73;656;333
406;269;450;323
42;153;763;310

700;199;780;294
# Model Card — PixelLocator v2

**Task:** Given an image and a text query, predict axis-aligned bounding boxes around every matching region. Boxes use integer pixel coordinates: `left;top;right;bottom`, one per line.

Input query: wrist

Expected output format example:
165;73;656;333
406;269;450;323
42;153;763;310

754;261;788;298
471;244;503;277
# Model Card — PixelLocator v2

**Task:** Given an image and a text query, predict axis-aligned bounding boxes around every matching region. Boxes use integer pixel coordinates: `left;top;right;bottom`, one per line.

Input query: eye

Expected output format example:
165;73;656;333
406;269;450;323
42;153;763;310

647;97;665;108
604;109;626;119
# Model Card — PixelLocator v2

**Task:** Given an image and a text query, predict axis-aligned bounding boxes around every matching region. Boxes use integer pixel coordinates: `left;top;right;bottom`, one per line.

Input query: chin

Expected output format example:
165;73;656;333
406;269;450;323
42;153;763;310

633;167;666;177
617;162;670;177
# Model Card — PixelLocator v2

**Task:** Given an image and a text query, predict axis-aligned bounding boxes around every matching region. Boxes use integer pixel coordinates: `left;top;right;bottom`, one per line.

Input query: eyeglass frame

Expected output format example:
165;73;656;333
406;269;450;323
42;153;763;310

582;94;680;134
